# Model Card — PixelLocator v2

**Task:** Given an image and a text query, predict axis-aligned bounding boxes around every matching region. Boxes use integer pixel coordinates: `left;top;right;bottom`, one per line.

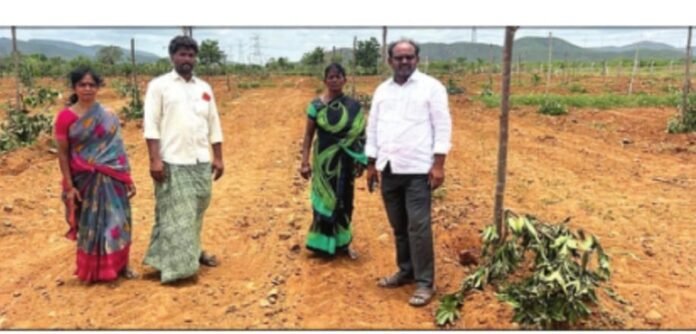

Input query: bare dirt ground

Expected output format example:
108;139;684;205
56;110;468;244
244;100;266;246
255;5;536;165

0;74;694;329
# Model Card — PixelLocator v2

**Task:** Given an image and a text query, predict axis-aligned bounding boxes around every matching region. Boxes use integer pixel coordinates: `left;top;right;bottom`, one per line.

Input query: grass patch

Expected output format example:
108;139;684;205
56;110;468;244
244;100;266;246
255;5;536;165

237;81;261;89
480;93;683;110
538;100;567;116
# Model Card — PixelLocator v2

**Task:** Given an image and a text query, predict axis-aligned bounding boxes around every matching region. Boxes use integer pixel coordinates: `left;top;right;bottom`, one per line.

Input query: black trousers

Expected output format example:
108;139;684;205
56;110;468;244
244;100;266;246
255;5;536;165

380;163;434;288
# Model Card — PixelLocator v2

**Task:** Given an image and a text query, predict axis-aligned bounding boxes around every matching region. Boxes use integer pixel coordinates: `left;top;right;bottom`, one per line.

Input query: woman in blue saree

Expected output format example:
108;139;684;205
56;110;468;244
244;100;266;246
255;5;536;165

54;67;137;282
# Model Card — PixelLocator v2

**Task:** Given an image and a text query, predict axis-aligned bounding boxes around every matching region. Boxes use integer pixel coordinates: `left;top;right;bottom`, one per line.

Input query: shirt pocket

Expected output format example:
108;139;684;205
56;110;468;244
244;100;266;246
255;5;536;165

376;97;400;121
163;94;186;112
404;95;429;121
194;100;210;117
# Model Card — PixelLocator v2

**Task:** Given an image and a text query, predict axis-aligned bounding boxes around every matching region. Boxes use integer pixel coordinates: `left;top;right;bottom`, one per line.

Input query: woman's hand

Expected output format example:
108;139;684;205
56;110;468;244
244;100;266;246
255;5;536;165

127;183;137;199
299;162;311;180
354;164;366;178
66;187;82;206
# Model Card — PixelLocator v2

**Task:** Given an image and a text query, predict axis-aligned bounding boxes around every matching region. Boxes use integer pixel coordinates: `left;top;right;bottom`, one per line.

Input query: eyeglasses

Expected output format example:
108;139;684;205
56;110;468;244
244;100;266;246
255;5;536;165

392;55;416;62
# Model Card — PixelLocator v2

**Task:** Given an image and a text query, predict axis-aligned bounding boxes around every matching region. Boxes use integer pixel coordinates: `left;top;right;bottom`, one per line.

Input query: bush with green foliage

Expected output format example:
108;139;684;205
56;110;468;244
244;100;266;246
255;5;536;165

480;93;682;110
531;73;542;86
447;78;464;95
538;100;568;116
23;87;60;108
435;211;612;329
568;83;588;94
121;85;143;120
667;94;696;133
480;82;494;97
0;87;58;153
238;81;261;89
111;79;134;98
0;107;53;153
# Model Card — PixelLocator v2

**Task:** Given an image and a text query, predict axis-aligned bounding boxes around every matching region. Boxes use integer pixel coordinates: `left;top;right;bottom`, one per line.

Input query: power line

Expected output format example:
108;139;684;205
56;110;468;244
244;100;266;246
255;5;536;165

249;34;263;65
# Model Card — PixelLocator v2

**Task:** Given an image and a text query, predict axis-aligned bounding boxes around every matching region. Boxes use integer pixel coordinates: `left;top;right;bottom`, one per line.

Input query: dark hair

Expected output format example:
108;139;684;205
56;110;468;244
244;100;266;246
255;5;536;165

323;62;346;80
68;66;103;105
387;39;420;58
168;35;199;56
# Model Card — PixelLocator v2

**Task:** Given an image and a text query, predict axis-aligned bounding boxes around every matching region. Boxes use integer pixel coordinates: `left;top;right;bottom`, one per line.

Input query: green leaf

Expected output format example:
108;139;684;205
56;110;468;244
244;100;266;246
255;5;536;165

553;235;569;248
523;216;540;242
579;235;595;251
566;239;578;250
508;216;525;234
435;294;461;326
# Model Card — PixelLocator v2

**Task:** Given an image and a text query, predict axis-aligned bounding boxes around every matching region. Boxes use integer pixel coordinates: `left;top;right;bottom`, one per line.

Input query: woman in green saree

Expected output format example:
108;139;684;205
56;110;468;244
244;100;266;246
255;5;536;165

300;63;366;259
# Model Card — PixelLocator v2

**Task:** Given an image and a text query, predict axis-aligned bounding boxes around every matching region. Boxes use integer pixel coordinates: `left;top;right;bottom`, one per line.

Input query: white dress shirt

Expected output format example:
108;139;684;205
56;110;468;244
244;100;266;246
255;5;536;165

143;70;224;165
365;69;452;174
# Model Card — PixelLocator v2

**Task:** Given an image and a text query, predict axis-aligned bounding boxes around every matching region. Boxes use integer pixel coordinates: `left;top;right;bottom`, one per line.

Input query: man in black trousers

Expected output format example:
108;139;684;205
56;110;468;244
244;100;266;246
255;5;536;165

365;39;453;307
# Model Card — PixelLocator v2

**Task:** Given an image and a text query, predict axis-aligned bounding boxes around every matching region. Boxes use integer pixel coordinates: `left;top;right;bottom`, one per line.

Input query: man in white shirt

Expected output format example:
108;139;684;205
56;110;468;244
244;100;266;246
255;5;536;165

366;39;452;307
142;35;225;284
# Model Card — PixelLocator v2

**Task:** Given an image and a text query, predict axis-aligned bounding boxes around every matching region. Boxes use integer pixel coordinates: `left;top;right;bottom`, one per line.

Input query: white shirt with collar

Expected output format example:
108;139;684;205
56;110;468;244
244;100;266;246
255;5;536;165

143;70;224;165
365;69;452;174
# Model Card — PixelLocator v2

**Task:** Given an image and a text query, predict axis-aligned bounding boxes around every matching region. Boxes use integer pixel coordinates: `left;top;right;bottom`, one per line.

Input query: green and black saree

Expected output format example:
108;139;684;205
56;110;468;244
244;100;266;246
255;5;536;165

305;94;367;256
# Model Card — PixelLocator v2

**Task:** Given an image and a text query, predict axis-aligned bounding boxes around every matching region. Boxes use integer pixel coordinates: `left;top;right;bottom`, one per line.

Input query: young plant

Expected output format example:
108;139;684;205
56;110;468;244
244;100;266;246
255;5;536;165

447;78;465;95
435;211;612;329
531;73;542;86
538;100;567;116
121;85;143;120
667;94;696;133
0;88;58;153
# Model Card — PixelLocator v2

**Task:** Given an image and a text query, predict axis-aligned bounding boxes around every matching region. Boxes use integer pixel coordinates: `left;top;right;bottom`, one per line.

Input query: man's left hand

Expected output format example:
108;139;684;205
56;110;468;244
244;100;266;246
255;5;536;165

212;159;224;181
428;165;445;190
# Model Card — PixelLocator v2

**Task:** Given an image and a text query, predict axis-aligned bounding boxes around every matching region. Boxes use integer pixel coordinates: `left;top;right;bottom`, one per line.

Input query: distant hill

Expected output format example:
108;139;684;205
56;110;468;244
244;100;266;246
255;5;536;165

0;38;161;63
591;41;678;53
333;37;689;63
0;36;690;64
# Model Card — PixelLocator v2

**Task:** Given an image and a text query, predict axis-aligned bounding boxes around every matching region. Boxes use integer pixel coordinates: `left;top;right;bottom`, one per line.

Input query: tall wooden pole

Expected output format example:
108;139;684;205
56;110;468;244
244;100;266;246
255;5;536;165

494;26;518;244
382;26;388;66
545;32;553;95
628;47;640;95
130;38;137;97
352;36;357;96
12;26;21;109
682;26;693;121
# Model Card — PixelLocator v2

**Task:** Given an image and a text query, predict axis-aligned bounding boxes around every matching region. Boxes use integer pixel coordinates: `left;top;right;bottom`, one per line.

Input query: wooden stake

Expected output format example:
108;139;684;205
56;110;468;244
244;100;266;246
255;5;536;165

493;26;518;244
682;26;693;121
11;26;21;109
628;47;640;95
545;32;553;95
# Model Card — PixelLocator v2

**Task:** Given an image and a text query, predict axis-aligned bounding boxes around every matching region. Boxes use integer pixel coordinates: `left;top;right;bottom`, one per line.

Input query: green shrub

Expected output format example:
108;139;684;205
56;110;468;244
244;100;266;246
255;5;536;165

480;82;493;97
538;100;568;116
120;85;143;120
0;105;53;153
568;83;587;94
436;211;612;329
447;78;464;95
531;73;542;86
667;94;696;133
238;81;261;89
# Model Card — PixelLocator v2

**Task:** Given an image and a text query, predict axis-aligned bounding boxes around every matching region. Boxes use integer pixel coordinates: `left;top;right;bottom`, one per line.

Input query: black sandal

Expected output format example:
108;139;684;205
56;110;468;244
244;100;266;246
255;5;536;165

199;251;219;267
120;267;139;280
409;287;435;307
377;273;414;288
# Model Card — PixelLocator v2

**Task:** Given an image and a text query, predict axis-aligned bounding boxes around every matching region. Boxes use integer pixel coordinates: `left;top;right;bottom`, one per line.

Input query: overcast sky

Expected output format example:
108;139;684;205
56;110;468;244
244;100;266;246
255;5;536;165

1;27;692;63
